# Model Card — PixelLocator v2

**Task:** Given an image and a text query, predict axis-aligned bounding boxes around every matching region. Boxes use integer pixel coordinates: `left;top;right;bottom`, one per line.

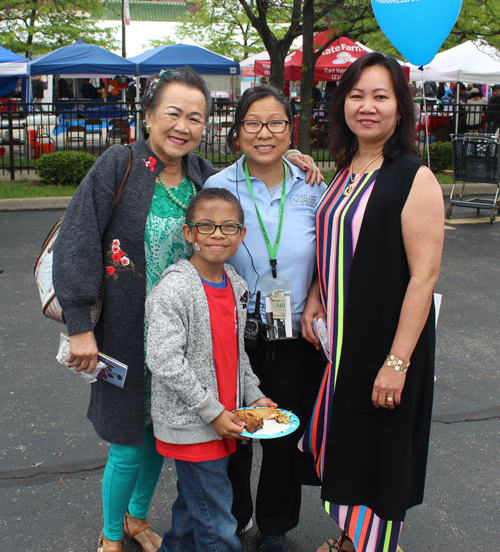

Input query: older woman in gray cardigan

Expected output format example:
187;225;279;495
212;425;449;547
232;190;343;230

54;68;218;552
53;68;321;552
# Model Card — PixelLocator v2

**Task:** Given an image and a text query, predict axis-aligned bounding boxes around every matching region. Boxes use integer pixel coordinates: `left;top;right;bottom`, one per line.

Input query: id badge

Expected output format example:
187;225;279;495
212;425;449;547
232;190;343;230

260;274;297;341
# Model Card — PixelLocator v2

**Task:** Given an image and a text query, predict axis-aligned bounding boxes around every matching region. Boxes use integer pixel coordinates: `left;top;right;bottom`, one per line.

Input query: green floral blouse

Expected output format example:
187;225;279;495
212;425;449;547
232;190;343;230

143;175;196;425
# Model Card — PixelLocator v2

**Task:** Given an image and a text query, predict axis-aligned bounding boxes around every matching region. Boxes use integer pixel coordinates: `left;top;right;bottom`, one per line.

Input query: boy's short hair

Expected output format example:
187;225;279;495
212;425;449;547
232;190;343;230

186;188;244;225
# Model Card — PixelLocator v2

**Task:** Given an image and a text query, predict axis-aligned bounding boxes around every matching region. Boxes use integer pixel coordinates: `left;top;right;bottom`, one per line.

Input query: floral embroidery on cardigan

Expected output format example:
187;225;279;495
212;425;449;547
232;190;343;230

143;156;157;172
106;239;144;280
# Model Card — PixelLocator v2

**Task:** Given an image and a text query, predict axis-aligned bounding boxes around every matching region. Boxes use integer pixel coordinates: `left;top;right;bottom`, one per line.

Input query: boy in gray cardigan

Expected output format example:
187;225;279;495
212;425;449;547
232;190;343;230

146;188;276;552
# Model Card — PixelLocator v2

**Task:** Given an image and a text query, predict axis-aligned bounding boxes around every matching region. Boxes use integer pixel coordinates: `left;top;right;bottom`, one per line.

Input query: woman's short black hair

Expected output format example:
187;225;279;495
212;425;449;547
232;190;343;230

186;188;244;225
142;67;212;138
328;52;418;170
227;84;293;155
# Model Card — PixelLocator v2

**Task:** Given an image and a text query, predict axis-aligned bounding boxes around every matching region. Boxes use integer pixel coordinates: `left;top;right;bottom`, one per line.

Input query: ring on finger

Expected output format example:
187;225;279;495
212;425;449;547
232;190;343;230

387;397;393;402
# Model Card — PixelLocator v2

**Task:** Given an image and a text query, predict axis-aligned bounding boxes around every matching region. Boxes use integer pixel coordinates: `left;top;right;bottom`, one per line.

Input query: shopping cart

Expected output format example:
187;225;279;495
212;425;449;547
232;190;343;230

447;133;500;224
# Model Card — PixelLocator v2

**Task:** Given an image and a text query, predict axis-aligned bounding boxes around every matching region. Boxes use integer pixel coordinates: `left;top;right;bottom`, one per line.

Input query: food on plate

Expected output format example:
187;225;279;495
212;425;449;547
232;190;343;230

234;407;291;426
241;416;264;434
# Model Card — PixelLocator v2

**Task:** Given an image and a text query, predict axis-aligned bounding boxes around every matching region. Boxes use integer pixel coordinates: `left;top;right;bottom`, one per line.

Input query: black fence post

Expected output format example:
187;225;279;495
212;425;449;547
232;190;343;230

7;98;15;181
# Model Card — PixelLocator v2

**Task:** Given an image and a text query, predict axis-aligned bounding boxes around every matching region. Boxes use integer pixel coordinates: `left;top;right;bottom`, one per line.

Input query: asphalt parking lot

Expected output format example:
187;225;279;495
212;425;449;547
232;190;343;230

0;202;499;552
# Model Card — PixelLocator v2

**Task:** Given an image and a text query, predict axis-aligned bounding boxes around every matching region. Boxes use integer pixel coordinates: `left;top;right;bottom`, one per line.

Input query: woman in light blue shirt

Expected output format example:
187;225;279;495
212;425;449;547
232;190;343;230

204;85;326;552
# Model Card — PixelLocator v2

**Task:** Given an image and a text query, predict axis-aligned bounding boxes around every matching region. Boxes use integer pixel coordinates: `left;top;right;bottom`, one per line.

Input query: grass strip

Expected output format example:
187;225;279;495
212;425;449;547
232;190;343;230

0;180;77;199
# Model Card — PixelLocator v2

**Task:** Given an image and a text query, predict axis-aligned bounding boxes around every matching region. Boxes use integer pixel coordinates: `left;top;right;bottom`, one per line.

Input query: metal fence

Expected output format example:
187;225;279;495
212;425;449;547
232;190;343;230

0;99;335;180
414;100;500;153
2;98;500;180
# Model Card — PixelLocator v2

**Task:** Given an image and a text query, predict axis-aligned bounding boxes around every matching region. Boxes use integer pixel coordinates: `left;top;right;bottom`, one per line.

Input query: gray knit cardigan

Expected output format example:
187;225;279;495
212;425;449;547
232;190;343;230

146;260;264;445
52;134;217;446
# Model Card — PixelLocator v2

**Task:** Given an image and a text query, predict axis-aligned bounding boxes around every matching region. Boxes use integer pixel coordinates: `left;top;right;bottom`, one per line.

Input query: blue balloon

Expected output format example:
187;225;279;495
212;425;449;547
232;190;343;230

372;0;463;66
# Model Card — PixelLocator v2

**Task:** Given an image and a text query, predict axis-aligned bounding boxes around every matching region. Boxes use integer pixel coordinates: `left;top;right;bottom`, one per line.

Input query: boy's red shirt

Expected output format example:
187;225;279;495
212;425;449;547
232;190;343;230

156;275;238;461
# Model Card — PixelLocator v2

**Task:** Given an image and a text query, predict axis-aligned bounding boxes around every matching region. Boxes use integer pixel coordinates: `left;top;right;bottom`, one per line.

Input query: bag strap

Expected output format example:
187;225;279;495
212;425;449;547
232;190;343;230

114;145;133;207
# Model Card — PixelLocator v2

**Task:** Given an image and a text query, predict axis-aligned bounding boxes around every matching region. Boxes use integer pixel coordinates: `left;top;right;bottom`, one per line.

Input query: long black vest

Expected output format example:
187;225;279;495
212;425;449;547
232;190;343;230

320;152;435;521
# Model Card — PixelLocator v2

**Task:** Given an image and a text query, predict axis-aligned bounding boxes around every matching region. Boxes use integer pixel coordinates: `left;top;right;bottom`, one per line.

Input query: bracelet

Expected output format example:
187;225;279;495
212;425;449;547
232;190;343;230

385;354;410;373
284;149;302;158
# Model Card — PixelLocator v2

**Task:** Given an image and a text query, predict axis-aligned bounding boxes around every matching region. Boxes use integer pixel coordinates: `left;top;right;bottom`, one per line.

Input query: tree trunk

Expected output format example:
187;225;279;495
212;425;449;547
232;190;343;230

297;0;315;155
268;48;287;89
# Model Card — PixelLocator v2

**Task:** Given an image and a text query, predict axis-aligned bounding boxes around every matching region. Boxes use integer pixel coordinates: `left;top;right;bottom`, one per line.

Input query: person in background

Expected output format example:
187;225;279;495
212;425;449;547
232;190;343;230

473;84;484;98
301;52;444;552
323;81;337;108
459;83;469;102
312;81;323;103
126;79;137;101
58;79;74;100
466;87;488;133
437;82;446;100
485;84;500;132
423;80;437;98
81;78;99;100
32;75;44;111
441;88;455;113
126;79;138;114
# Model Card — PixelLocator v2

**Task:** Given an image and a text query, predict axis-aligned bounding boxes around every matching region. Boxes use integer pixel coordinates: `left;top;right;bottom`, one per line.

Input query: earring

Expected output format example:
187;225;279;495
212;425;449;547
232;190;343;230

146;125;151;133
397;116;401;126
194;242;201;251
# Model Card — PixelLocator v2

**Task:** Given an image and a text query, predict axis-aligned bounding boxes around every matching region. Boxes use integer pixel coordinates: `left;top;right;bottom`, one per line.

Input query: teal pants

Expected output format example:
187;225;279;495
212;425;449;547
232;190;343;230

102;424;164;541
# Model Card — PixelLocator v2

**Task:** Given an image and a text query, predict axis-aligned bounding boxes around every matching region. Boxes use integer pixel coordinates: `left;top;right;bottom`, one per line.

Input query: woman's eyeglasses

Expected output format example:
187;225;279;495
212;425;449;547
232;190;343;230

241;120;290;134
188;222;243;235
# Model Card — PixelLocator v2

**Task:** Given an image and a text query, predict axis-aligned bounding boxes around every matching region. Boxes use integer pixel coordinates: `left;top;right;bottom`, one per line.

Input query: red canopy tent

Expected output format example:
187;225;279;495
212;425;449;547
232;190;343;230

254;34;368;82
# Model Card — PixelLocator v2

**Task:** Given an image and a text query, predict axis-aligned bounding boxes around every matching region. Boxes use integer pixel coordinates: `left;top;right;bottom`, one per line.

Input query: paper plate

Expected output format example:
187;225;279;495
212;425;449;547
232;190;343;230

234;407;300;439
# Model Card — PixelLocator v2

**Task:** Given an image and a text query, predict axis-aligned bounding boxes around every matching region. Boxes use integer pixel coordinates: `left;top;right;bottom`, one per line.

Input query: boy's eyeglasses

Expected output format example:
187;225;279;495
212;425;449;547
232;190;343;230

241;120;290;134
188;222;243;235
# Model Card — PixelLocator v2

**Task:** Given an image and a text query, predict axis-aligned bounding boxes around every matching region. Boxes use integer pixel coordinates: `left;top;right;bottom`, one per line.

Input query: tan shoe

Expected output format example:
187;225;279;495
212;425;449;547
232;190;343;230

316;539;339;552
97;532;124;552
123;512;162;552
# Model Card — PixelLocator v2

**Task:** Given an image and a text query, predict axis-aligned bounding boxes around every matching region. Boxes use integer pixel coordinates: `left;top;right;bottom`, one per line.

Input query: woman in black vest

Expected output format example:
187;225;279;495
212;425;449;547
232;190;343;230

300;53;444;552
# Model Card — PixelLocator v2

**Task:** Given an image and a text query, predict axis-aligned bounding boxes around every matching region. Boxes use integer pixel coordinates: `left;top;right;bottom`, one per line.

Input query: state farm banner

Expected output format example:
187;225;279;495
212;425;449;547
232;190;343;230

254;34;368;82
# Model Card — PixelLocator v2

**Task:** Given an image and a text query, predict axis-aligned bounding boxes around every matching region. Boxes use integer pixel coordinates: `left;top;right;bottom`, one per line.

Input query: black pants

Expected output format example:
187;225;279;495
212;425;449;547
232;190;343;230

228;332;325;535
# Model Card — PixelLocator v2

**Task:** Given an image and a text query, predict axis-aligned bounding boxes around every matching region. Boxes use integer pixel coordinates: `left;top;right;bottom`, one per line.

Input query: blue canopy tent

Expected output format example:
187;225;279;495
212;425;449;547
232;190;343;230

27;39;137;76
0;45;28;97
0;45;28;64
130;44;240;76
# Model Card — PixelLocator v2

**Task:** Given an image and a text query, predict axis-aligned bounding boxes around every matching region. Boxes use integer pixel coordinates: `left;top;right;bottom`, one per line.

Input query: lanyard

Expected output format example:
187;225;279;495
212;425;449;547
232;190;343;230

244;161;287;278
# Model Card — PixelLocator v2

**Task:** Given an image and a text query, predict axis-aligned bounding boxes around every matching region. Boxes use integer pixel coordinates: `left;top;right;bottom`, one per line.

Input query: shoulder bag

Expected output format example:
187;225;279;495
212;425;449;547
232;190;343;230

34;146;134;325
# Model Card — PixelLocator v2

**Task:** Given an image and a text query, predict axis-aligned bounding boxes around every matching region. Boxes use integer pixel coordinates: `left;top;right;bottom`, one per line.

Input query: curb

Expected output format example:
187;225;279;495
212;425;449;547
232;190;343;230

0;197;72;211
440;183;498;195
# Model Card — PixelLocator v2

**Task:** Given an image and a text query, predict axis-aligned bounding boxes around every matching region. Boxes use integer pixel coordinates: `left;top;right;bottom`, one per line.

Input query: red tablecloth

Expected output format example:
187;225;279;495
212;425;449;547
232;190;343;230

415;112;452;134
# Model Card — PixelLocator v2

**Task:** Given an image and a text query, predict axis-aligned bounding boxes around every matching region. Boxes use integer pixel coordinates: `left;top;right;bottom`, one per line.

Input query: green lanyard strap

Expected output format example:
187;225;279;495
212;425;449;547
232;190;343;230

244;161;288;278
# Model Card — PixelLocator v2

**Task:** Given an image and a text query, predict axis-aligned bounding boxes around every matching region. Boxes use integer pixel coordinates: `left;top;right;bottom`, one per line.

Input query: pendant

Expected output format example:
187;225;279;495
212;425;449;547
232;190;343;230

343;183;354;196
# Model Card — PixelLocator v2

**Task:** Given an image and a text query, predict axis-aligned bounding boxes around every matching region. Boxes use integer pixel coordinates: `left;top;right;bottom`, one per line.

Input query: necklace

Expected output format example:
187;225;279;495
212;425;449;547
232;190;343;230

343;150;384;196
157;167;197;211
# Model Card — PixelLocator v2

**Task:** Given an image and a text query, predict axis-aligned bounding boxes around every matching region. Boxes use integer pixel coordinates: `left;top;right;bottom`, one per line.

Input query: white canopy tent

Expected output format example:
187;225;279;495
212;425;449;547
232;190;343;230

240;50;270;68
405;41;500;85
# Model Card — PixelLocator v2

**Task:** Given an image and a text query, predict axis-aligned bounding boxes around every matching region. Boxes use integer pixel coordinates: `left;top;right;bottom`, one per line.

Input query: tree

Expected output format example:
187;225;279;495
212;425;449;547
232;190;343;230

144;37;176;50
0;0;117;58
233;0;377;152
444;0;500;50
298;0;376;153
172;0;284;62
